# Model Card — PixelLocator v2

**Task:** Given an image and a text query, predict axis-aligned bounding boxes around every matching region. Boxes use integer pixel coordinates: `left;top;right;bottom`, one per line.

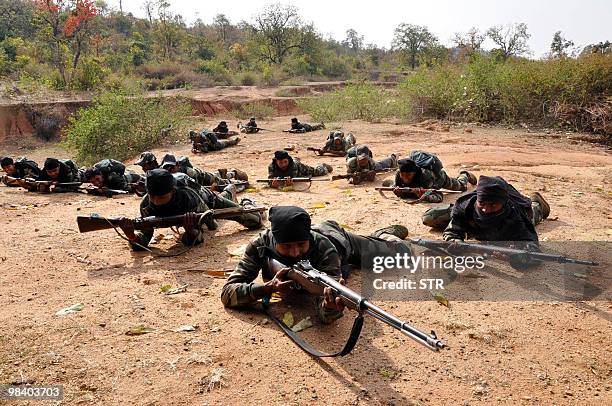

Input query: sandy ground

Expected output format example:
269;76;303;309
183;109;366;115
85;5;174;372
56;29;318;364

0;117;611;405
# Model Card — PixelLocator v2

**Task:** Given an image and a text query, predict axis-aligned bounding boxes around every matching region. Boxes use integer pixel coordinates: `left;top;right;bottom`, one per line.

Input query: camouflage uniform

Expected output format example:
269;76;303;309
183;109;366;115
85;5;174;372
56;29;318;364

291;120;325;132
192;129;240;153
321;131;356;155
346;149;398;184
91;159;141;191
221;220;412;323
389;169;472;203
1;157;41;185
268;156;331;178
131;174;263;250
240;118;260;134
37;159;80;183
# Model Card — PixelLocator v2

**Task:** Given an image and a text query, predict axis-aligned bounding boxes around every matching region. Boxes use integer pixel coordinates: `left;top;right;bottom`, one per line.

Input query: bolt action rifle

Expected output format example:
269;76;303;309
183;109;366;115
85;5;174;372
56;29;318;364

266;258;445;356
306;147;346;157
76;206;268;233
409;238;599;266
3;176;82;193
256;177;330;191
331;168;393;184
375;186;463;203
237;122;272;132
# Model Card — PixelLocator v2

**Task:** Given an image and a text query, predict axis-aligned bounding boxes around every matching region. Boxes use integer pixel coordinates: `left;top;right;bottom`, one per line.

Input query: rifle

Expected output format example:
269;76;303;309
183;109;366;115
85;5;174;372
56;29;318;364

282;129;306;133
306;147;346;157
203;180;249;191
409;238;599;266
375;186;463;202
256;177;330;191
76;206;268;233
331;168;393;183
1;175;24;187
237;122;272;132
80;186;129;197
6;176;83;193
267;258;445;354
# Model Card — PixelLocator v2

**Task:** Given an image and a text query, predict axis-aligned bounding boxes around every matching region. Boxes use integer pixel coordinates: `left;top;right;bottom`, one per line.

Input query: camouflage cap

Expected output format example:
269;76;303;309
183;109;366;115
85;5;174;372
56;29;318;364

356;145;371;160
135;152;157;166
160;153;177;169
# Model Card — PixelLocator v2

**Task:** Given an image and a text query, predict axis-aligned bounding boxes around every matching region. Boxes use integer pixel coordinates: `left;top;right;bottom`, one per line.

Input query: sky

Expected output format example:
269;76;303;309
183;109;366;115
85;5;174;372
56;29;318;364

110;0;612;58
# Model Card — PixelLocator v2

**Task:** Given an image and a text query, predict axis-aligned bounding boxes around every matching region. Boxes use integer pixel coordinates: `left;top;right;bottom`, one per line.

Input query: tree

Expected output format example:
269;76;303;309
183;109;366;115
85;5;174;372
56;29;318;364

152;0;185;60
342;28;363;53
0;0;36;41
250;3;306;64
549;31;574;58
391;23;437;69
34;0;98;87
486;23;530;61
580;41;611;56
142;0;154;24
213;14;231;45
452;27;485;53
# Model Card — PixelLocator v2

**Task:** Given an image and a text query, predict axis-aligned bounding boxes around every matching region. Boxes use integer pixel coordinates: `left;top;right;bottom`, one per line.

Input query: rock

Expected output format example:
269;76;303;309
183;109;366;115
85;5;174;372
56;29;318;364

464;128;473;134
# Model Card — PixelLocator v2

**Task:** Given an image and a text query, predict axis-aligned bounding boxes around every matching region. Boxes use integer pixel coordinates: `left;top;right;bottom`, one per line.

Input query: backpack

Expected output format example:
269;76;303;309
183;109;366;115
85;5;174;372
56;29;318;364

95;159;125;176
409;150;443;174
15;157;41;176
172;172;201;191
177;156;193;171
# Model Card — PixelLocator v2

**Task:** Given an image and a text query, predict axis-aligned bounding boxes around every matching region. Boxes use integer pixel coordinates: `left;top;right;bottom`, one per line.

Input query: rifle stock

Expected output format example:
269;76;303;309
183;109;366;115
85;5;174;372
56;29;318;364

76;206;267;233
267;258;445;352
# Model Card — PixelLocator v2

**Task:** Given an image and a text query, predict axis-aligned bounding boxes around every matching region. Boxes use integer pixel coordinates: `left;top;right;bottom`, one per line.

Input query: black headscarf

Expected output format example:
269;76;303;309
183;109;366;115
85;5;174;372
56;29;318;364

146;168;175;196
476;176;509;204
269;206;311;243
44;158;60;171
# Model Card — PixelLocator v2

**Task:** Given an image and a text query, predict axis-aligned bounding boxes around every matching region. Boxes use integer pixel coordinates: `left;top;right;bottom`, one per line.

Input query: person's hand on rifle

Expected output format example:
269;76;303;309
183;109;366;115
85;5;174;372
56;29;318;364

323;278;346;312
117;217;137;241
184;212;199;232
393;186;403;197
285;177;293;186
270;178;281;188
264;267;294;294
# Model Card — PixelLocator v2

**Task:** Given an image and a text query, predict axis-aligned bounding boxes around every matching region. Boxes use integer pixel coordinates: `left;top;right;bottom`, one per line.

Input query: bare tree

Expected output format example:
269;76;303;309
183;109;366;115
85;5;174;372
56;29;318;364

342;28;364;53
549;31;574;58
452;27;485;52
486;23;531;61
392;23;437;69
143;0;154;24
250;3;305;64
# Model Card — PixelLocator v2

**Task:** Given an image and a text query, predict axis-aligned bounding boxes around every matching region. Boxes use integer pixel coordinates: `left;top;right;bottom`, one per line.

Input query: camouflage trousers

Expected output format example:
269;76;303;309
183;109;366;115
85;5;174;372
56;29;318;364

422;201;545;229
211;192;263;230
302;163;332;177
440;170;470;191
212;136;240;150
374;154;399;171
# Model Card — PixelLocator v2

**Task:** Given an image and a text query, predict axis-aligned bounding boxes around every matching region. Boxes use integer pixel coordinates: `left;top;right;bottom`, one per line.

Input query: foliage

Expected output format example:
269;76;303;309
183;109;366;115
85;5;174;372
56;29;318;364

298;82;399;122
392;24;437;69
63;90;192;164
399;54;612;133
486;23;531;61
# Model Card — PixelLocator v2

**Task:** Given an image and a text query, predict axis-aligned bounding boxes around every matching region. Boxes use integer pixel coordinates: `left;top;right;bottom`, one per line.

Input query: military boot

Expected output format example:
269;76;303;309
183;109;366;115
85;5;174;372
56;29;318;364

459;170;477;185
530;192;550;219
370;224;409;240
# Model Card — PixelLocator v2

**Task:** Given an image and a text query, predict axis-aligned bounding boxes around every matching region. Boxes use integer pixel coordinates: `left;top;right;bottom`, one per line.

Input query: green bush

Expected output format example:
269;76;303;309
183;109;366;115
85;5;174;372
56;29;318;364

398;54;612;131
72;57;109;90
298;82;399;122
63;91;192;165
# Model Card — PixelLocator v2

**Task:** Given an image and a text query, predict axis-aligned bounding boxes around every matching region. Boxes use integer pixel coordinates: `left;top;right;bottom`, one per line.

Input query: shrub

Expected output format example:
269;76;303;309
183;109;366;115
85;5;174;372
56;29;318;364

72;57;109;90
298;82;398;122
63;91;192;165
238;71;258;86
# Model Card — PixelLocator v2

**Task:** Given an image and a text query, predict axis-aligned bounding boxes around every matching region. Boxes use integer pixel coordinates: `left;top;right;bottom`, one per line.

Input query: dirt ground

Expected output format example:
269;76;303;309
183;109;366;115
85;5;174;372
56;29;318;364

0;116;610;405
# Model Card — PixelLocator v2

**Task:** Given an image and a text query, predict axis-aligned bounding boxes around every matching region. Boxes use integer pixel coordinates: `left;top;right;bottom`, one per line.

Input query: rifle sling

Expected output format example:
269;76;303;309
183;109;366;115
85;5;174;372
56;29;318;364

264;304;364;357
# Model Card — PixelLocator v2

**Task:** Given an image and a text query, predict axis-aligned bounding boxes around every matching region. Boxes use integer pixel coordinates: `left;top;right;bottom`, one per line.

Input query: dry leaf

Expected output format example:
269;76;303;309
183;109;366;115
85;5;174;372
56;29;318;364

126;325;155;336
431;291;450;307
310;202;326;209
291;317;313;332
282;312;294;328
